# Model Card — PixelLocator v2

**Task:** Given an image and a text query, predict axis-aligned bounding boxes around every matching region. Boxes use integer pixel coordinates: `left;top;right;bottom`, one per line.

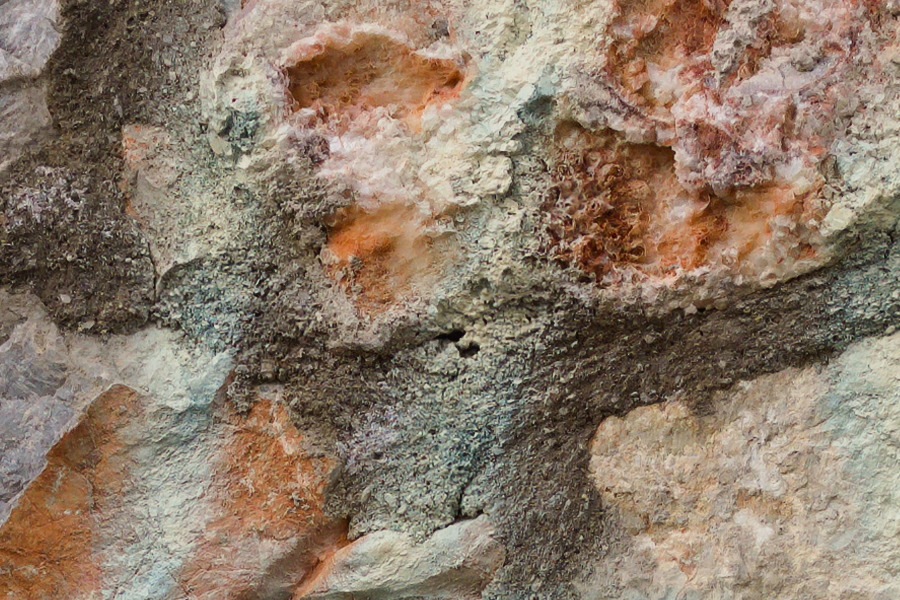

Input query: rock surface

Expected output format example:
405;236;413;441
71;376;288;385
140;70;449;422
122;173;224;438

297;515;504;599
588;333;900;599
1;0;899;598
0;0;59;173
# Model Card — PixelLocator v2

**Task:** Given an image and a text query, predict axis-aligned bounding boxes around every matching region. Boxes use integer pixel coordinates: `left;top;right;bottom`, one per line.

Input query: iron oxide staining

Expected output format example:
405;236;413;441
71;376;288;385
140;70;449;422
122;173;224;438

178;399;341;600
0;384;341;600
0;386;139;600
606;0;729;103
285;27;465;132
545;124;723;282
322;202;449;311
542;0;876;288
544;122;824;286
281;24;468;313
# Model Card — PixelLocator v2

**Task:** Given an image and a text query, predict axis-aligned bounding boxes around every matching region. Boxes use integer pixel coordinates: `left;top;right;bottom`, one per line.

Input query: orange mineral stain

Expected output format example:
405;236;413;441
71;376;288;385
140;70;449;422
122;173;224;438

542;0;862;285
544;123;823;284
606;0;729;105
324;202;448;312
287;30;465;132
0;385;141;600
177;399;343;600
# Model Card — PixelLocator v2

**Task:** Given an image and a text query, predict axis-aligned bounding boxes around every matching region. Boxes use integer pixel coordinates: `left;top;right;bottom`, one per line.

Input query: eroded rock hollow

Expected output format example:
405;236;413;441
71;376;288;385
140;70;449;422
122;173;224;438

1;0;899;598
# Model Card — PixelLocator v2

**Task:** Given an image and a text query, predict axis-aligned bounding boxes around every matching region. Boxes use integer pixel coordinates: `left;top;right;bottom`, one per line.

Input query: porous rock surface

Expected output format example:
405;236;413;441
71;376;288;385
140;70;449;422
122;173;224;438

1;0;899;598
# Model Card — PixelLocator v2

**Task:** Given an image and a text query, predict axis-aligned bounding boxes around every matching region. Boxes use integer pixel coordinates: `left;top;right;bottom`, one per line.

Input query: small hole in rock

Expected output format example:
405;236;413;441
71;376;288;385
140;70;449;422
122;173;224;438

458;342;480;358
436;329;466;343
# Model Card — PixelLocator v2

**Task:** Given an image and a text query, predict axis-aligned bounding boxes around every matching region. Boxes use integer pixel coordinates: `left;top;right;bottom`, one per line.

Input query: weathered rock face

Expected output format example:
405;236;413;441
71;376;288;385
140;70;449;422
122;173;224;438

1;0;899;599
588;334;900;599
0;0;59;173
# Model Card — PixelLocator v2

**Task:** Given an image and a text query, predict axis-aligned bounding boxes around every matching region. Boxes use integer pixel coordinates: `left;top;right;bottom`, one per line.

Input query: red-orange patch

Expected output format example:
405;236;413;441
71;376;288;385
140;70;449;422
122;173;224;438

0;385;140;600
177;399;342;599
606;0;729;105
287;32;464;132
544;123;823;283
323;202;448;312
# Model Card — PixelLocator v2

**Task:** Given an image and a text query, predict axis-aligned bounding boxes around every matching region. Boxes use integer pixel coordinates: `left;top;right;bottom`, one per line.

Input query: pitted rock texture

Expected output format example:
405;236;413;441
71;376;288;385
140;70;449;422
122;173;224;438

2;0;900;599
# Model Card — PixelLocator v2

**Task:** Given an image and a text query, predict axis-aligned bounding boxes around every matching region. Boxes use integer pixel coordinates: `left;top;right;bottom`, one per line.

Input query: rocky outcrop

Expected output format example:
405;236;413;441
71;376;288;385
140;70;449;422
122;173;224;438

0;290;505;599
1;0;899;598
296;515;504;599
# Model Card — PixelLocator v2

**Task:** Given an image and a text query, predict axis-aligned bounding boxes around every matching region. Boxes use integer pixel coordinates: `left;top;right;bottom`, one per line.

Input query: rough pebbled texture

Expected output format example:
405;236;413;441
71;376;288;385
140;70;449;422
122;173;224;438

1;0;899;599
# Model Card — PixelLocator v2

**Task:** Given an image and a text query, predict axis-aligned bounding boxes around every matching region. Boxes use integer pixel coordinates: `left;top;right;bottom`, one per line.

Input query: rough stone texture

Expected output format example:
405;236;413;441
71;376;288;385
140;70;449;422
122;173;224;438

0;0;59;173
0;293;345;600
1;0;899;598
297;515;505;599
587;333;900;599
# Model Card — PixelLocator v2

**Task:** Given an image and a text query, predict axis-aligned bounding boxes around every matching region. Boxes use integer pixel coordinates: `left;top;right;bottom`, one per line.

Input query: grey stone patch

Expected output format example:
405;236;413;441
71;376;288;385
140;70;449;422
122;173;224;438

0;82;53;173
0;291;73;525
1;169;155;333
299;515;505;599
710;0;776;77
0;397;73;524
0;0;61;79
0;0;60;172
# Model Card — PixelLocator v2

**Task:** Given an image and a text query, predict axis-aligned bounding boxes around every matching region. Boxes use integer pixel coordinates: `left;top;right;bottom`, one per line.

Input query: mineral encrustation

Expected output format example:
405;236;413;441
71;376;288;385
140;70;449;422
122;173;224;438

1;0;899;598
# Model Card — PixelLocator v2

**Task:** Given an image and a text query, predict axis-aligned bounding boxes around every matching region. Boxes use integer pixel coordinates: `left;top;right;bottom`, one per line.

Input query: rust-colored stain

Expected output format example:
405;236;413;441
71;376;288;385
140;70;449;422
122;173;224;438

177;399;342;600
600;0;876;125
121;124;155;217
290;527;352;600
324;202;446;312
544;123;821;283
0;385;140;600
606;0;843;99
546;124;718;279
542;0;865;284
606;0;729;103
122;125;162;167
287;30;465;131
282;26;467;311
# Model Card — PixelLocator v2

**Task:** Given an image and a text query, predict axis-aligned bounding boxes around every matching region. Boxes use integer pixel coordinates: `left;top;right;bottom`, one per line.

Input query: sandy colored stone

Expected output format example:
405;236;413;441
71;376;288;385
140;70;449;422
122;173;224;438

0;0;59;172
295;515;505;600
586;333;900;599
